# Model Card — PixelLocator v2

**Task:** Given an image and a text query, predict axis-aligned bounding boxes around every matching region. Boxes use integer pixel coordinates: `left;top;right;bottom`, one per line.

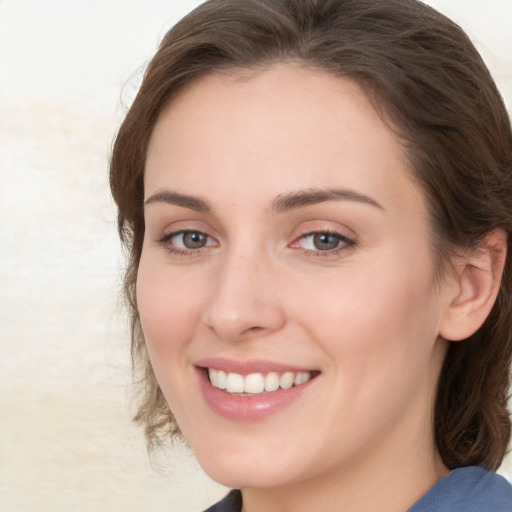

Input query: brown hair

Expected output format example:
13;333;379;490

110;0;512;469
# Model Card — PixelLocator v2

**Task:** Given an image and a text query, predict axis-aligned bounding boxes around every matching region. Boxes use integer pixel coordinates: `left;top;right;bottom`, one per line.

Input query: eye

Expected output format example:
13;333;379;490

293;231;355;254
175;231;210;249
302;233;342;251
158;230;217;253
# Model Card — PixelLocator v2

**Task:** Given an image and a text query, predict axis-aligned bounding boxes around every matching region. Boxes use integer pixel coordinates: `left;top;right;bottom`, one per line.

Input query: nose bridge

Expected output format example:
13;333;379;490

202;243;285;341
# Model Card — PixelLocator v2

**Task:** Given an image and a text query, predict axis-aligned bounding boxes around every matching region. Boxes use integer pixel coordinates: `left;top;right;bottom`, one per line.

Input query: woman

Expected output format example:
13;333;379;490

110;0;512;510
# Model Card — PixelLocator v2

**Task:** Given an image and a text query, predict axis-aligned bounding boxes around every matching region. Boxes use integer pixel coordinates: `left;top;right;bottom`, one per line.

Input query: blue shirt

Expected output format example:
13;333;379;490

204;466;512;511
409;466;512;512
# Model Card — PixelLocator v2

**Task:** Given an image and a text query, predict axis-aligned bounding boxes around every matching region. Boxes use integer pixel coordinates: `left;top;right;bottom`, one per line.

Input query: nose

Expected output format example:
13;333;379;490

201;251;286;342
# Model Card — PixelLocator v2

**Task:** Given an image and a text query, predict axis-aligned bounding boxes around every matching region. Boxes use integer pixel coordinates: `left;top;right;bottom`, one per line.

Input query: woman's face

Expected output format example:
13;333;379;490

138;65;453;489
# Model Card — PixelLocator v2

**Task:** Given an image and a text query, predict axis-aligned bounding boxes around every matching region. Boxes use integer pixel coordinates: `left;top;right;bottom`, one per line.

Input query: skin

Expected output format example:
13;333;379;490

137;64;462;512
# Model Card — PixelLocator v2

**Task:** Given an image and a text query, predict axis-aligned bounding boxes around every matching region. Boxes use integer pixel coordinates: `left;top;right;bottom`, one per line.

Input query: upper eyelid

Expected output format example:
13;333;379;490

292;231;354;245
155;221;217;238
156;230;218;256
158;228;216;242
155;225;355;250
159;227;353;241
291;225;355;242
290;232;357;261
296;228;350;237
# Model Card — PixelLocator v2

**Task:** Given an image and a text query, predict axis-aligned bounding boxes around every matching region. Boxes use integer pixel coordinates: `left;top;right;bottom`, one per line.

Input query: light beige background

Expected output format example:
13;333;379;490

0;1;511;511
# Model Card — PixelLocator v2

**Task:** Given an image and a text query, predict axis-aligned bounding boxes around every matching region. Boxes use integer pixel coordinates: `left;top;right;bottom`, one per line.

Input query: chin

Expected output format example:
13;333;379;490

199;459;293;490
188;432;317;490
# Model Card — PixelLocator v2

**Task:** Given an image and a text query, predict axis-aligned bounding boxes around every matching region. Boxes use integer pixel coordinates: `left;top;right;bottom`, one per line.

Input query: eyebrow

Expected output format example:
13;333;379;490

144;190;212;212
144;187;384;214
270;188;384;213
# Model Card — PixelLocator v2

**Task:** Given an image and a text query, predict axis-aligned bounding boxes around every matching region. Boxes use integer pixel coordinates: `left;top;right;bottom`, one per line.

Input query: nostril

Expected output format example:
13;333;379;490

244;326;264;334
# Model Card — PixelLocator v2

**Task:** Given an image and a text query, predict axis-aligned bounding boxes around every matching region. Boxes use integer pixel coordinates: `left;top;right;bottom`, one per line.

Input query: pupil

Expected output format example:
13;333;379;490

313;233;339;250
183;232;206;249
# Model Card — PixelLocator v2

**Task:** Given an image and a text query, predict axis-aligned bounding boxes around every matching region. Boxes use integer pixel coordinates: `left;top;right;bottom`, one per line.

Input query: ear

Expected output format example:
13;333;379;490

439;229;507;342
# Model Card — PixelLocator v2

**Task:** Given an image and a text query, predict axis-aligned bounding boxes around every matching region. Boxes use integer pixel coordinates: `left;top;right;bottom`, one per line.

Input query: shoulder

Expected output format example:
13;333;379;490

203;490;242;512
408;466;512;512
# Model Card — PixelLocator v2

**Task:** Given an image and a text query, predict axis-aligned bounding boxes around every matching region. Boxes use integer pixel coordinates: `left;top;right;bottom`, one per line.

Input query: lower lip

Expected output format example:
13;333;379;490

197;369;316;421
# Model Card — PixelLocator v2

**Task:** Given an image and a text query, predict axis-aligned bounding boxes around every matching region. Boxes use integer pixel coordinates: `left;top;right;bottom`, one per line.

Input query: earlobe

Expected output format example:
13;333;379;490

439;229;507;342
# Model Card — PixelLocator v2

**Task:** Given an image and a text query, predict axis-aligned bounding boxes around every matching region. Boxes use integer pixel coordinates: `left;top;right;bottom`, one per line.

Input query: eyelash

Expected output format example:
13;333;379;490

156;229;356;258
156;230;217;257
292;230;356;258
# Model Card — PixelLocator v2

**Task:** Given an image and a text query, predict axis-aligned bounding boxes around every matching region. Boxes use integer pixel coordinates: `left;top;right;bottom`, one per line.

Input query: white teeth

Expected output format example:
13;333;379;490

279;372;294;389
217;370;227;390
208;369;313;395
209;368;218;387
244;373;265;394
226;372;245;393
294;372;310;386
264;372;280;392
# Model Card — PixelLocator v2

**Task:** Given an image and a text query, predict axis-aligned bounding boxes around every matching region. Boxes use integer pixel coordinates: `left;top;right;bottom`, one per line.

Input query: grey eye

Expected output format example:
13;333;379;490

180;231;209;249
311;233;342;251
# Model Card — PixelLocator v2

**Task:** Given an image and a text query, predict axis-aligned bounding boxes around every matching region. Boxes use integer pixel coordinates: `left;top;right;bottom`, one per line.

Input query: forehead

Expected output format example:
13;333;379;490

145;64;423;217
148;65;397;164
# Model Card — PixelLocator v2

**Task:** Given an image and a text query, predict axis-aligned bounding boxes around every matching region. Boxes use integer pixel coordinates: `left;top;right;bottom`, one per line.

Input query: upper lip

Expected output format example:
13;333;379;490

195;357;317;375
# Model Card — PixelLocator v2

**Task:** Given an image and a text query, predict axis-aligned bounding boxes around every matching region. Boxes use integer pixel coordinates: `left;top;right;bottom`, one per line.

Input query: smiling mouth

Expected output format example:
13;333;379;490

206;368;319;395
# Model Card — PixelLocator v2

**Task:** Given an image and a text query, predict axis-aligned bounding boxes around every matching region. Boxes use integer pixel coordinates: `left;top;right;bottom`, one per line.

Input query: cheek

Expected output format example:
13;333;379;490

298;267;443;450
294;254;442;388
136;259;203;364
135;259;212;431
